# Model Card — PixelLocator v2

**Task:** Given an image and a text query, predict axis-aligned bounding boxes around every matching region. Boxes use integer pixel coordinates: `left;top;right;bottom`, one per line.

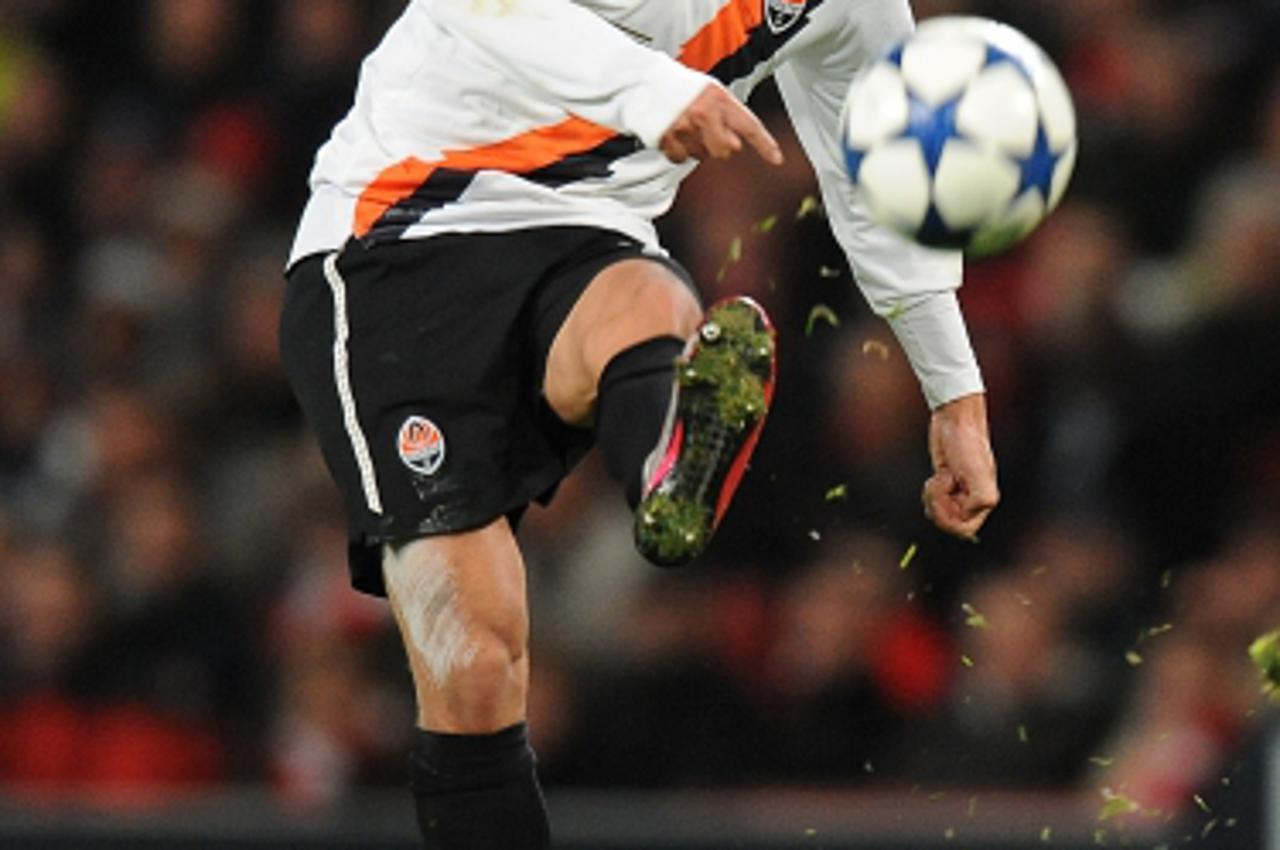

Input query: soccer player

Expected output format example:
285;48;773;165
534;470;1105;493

279;0;999;846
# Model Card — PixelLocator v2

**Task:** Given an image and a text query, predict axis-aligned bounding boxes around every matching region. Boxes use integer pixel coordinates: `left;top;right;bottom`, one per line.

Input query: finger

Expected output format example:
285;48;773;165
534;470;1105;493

956;479;1000;519
680;131;711;161
929;498;986;540
940;496;992;539
660;132;691;163
922;469;955;504
699;113;741;159
725;107;783;165
921;473;953;524
923;474;990;540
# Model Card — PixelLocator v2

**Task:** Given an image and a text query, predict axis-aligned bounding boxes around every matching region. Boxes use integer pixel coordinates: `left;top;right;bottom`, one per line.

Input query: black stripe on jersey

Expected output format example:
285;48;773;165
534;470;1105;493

706;0;829;86
524;134;643;187
361;134;643;245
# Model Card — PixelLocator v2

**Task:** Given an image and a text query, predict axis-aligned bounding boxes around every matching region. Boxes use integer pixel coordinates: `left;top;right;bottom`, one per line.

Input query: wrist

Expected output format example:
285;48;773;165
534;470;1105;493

933;392;988;429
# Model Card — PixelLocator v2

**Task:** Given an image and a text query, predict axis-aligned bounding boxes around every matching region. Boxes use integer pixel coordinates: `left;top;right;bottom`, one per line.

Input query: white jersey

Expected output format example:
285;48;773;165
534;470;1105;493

289;0;983;407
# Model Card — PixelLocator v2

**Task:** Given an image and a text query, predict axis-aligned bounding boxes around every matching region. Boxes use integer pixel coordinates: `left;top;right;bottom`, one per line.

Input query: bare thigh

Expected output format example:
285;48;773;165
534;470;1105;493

382;519;530;733
544;258;702;426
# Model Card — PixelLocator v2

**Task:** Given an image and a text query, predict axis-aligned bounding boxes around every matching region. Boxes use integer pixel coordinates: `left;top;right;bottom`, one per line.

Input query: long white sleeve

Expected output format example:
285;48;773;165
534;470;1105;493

424;0;711;147
774;0;984;408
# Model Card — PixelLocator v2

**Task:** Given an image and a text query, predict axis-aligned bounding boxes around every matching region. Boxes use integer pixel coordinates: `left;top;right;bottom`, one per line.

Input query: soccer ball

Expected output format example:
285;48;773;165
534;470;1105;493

840;17;1077;257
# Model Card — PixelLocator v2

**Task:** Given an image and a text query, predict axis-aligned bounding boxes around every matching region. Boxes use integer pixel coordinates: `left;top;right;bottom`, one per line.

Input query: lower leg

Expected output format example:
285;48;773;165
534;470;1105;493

594;335;687;506
409;723;549;850
544;259;700;505
383;525;549;850
544;260;777;566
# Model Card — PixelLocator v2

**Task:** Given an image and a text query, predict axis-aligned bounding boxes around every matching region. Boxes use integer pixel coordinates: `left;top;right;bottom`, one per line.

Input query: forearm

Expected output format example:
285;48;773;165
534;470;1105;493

884;291;984;410
773;58;978;409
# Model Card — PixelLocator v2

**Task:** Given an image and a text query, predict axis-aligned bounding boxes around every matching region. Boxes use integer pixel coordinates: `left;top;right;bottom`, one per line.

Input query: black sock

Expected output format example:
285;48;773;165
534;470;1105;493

409;723;550;850
595;336;685;507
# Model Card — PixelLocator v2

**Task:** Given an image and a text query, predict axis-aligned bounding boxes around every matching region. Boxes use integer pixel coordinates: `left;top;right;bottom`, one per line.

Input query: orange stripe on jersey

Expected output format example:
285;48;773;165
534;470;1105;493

677;0;765;73
353;117;617;237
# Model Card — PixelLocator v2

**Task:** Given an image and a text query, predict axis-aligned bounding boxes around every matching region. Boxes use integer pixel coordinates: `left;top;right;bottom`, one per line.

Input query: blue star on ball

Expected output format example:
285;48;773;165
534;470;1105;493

1017;124;1060;203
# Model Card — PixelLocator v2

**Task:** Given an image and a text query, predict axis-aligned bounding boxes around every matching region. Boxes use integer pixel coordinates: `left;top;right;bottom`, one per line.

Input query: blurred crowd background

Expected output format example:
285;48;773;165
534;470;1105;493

0;0;1277;823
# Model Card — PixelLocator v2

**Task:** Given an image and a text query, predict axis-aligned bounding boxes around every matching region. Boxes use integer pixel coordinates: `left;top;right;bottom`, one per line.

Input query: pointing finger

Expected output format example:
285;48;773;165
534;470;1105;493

726;108;783;165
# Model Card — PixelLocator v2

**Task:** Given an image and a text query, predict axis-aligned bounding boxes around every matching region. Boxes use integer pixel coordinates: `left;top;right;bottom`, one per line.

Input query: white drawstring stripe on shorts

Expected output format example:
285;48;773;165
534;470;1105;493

323;251;384;515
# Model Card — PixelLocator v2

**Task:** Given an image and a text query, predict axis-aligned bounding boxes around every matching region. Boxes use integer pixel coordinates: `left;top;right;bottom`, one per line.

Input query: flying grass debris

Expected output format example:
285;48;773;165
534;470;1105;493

805;303;840;336
753;214;778;234
1097;788;1140;821
962;602;990;629
825;483;848;501
861;339;891;360
716;236;744;281
899;542;918;570
1249;629;1280;700
796;194;820;220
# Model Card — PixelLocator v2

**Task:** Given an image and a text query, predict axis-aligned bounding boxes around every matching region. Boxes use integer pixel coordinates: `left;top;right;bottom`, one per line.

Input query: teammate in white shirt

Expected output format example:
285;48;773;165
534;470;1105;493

280;0;998;845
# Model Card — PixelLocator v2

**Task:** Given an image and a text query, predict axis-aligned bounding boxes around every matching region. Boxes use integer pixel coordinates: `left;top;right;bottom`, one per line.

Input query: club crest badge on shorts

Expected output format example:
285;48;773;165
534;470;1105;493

397;415;445;476
764;0;806;33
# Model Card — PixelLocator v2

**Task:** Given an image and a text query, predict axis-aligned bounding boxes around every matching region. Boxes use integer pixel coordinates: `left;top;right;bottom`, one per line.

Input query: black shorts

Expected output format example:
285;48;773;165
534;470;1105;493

280;226;695;596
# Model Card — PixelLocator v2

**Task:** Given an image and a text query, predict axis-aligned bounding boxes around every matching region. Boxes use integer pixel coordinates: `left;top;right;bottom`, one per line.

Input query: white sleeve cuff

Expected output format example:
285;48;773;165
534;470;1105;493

622;58;713;149
885;290;985;409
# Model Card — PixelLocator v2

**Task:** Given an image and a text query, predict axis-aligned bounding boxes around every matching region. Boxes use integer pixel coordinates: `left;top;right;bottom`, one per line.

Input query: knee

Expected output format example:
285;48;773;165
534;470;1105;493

383;536;530;734
547;263;702;424
432;625;528;733
588;261;702;349
629;269;702;340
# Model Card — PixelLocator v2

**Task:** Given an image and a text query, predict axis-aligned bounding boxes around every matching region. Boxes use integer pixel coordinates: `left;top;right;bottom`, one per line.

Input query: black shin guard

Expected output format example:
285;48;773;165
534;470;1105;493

409;723;550;850
594;336;685;507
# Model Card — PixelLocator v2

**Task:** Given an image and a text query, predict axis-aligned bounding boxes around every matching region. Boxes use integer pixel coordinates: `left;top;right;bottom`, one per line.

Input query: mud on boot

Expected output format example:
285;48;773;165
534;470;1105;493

634;296;777;567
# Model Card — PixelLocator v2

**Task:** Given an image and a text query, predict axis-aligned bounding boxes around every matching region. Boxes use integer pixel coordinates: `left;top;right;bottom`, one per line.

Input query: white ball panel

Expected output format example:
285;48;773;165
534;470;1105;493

981;21;1044;71
933;141;1020;229
1035;60;1078;151
914;16;1000;44
956;64;1039;156
1048;141;1077;211
859;139;931;229
917;16;1036;71
968;189;1046;257
843;62;911;149
900;36;986;106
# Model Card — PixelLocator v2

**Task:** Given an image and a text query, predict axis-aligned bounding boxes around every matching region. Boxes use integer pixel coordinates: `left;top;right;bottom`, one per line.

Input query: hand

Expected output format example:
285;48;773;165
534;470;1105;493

922;393;999;540
659;83;784;165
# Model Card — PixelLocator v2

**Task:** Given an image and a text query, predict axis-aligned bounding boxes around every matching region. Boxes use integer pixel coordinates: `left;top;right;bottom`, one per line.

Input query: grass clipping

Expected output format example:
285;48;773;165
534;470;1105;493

1250;630;1280;701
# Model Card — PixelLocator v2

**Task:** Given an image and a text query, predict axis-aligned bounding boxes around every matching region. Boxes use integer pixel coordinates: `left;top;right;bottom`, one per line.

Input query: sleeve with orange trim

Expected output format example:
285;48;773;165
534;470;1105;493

426;0;712;148
773;0;984;410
